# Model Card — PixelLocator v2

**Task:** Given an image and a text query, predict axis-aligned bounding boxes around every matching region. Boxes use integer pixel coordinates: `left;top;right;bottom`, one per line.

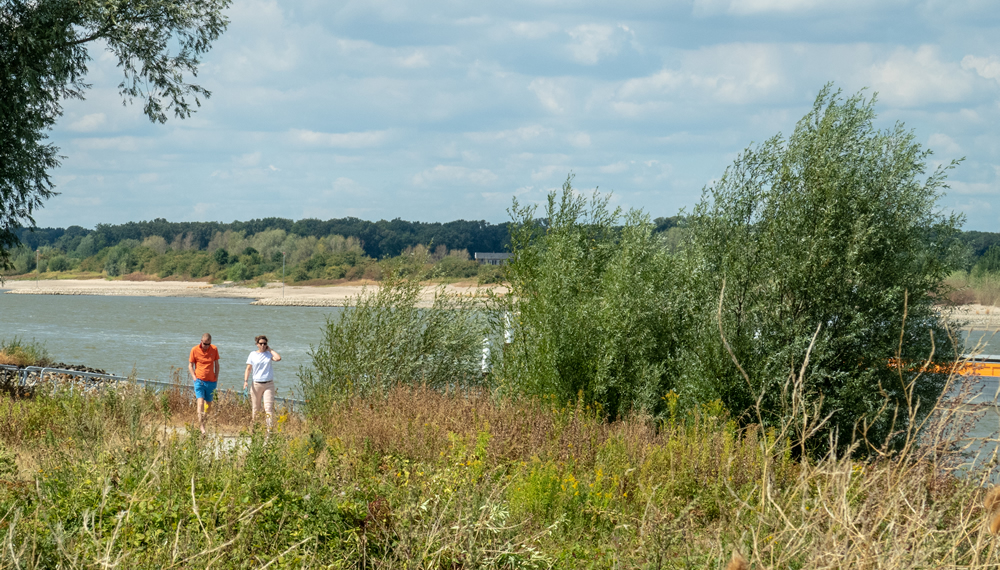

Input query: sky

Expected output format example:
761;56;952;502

37;0;1000;231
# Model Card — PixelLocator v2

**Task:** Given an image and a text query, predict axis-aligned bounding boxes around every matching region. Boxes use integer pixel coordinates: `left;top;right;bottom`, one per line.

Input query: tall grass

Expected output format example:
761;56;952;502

0;337;51;367
0;361;992;567
946;270;1000;306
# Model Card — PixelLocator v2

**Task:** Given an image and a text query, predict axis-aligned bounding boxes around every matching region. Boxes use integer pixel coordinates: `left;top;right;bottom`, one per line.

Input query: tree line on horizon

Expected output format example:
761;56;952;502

8;212;1000;276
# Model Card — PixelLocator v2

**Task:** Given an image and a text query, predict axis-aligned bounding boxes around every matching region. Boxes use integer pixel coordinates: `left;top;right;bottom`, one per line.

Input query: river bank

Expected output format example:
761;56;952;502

0;278;506;307
4;277;997;328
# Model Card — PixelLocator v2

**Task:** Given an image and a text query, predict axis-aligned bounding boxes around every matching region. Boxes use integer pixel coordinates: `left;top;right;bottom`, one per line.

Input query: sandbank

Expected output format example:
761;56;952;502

1;278;506;307
3;278;995;328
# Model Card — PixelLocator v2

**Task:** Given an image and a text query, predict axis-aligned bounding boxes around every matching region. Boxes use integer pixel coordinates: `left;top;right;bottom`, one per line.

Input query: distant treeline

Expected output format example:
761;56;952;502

14;217;515;260
11;215;997;265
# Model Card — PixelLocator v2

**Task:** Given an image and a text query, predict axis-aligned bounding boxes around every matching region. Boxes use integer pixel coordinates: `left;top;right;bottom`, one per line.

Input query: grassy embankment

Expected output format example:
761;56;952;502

0;356;996;567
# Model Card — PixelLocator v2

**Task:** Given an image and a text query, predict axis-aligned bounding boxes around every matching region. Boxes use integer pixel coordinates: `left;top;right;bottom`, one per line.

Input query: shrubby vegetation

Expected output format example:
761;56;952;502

301;271;487;410
0;337;51;367
0;367;994;567
489;187;686;421
1;86;997;566
13;216;512;261
680;87;964;453
3;225;500;284
306;88;965;457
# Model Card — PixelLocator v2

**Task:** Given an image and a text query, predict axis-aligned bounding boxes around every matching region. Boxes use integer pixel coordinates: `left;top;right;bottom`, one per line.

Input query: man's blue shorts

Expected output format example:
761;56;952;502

193;379;217;402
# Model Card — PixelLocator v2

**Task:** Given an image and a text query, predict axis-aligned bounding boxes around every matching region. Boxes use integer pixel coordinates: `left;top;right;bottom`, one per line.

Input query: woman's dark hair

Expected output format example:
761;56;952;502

255;335;268;344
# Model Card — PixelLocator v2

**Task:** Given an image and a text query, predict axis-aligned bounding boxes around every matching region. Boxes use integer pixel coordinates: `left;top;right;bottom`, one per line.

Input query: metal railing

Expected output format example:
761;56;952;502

0;364;306;409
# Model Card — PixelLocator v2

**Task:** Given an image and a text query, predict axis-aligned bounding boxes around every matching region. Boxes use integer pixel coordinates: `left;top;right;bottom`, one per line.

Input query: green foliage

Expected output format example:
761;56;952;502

212;247;229;266
477;263;505;285
46;254;69;272
682;86;965;453
492;177;683;420
103;240;140;276
0;336;52;367
972;244;1000;278
301;273;487;410
0;0;231;269
432;251;479;279
227;261;249;282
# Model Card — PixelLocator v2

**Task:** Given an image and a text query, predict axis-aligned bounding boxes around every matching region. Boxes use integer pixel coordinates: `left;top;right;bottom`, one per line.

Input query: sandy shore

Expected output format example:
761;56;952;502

3;278;997;327
1;278;506;307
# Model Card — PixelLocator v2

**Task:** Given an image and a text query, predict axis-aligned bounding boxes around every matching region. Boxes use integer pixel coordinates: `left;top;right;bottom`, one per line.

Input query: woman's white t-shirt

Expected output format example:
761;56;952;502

246;350;275;382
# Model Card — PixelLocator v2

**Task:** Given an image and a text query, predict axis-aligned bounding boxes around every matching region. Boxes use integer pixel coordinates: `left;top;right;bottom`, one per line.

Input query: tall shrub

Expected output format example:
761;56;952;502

301;272;487;412
491;179;686;419
682;86;965;453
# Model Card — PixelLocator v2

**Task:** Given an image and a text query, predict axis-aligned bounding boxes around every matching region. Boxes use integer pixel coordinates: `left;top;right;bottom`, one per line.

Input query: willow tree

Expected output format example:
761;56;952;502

683;86;965;454
0;0;230;268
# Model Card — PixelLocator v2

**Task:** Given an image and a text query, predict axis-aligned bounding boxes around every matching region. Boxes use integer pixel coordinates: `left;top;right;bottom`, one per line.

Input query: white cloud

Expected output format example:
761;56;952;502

235;152;262;167
599;161;631;174
528;78;569;113
72;136;147;152
962;54;1000;84
566;24;629;65
949;180;999;195
511;21;560;39
867;46;973;106
331;177;367;195
289;129;391;148
398;51;430;68
531;165;564;181
927;133;962;156
613;43;787;111
412;165;498;186
466;126;552;144
706;0;818;14
68;113;107;132
568;132;591;148
692;0;877;16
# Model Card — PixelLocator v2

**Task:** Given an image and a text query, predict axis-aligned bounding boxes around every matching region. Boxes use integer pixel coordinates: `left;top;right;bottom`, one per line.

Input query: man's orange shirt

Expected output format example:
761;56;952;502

189;344;220;382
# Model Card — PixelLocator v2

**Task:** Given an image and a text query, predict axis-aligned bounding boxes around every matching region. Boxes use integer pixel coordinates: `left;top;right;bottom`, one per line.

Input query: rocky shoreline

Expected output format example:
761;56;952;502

0;362;122;396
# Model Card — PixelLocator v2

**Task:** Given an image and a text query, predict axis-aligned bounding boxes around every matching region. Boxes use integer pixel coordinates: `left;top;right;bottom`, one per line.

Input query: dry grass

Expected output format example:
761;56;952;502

156;368;306;435
946;272;1000;306
0;367;994;566
0;351;32;367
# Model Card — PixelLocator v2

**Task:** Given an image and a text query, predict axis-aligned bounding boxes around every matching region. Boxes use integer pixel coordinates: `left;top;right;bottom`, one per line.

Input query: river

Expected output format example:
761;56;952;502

4;293;1000;459
0;293;343;398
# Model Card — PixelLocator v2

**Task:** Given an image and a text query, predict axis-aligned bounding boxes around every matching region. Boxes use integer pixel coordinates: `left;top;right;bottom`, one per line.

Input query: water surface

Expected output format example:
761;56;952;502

0;293;343;396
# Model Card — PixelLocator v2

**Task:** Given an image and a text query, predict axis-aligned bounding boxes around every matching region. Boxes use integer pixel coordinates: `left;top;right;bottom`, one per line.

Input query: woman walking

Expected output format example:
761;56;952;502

244;335;281;432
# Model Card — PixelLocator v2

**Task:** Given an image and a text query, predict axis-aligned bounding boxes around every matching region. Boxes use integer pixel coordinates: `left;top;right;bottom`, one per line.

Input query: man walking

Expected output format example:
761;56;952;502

188;333;220;434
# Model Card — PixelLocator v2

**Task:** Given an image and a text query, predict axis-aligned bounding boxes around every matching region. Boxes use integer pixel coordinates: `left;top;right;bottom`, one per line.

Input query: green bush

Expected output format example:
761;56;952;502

46;255;70;272
972;244;1000;278
212;247;229;266
227;261;249;282
301;272;487;411
681;86;964;453
477;263;505;285
491;179;685;420
103;239;141;276
433;253;479;279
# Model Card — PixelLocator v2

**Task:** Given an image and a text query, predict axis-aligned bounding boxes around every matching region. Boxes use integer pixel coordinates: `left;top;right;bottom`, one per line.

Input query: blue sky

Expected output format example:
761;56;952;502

39;0;1000;231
